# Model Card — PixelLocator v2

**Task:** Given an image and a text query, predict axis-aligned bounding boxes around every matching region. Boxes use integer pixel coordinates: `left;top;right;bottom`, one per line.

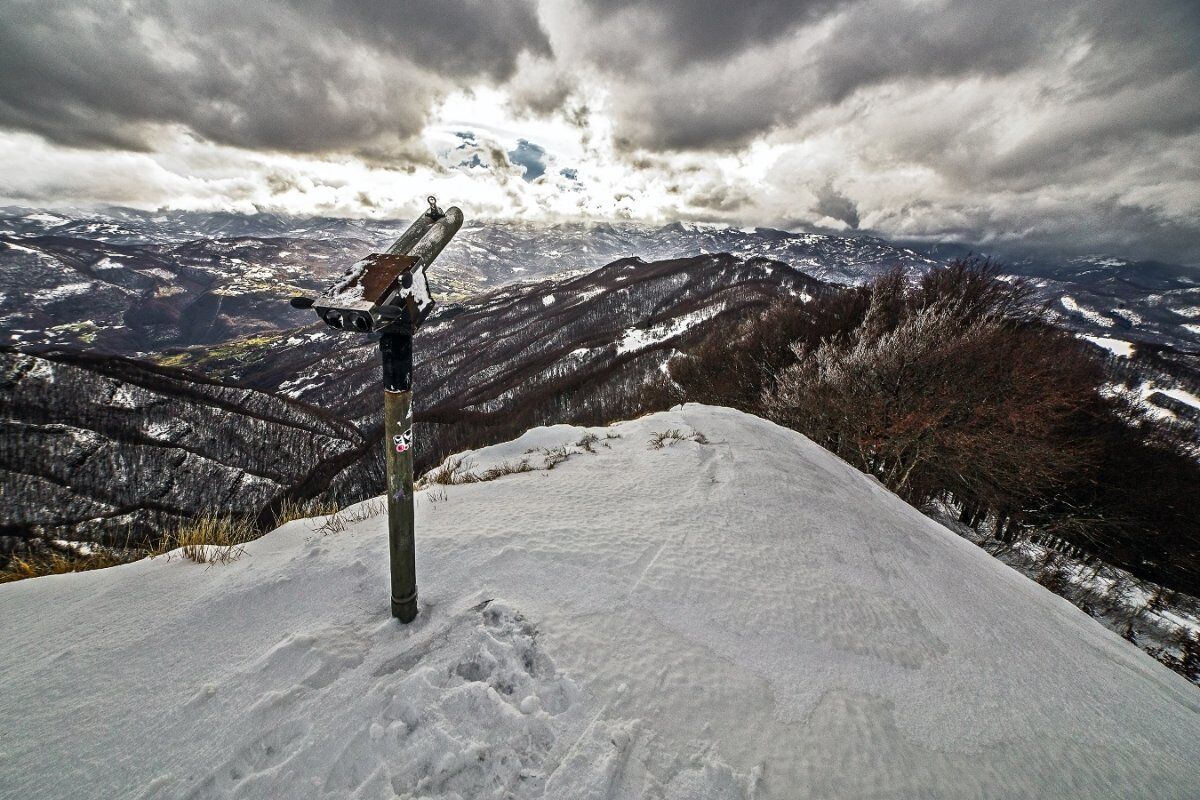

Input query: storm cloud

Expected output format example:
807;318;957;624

0;0;546;155
551;0;1200;151
0;0;1197;263
813;183;859;230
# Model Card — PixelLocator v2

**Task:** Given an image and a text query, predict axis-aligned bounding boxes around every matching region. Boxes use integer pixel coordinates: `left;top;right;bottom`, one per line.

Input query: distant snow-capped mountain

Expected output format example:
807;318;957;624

3;207;1199;357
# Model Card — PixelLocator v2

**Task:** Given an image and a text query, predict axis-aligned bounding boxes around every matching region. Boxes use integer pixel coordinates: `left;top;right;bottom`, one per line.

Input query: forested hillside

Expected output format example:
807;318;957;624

0;347;368;554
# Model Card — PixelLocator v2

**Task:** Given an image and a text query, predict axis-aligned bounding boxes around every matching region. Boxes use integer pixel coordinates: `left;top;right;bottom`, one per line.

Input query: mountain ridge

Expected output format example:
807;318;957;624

5;207;1199;358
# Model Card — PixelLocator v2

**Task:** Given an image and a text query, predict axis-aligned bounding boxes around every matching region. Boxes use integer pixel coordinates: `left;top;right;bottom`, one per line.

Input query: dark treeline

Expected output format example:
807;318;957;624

668;259;1200;596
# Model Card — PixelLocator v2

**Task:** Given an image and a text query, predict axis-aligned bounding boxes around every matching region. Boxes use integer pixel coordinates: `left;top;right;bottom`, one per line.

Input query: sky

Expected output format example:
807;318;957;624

1;0;1197;264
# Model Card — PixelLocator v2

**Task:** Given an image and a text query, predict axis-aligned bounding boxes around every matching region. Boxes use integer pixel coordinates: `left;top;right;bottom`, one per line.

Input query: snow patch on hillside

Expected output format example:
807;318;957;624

1061;295;1113;326
1105;380;1200;419
31;282;95;302
1156;385;1200;409
1083;335;1135;358
616;305;723;354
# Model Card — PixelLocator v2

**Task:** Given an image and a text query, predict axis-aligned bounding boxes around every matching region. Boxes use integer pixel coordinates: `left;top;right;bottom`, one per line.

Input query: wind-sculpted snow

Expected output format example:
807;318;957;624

1;407;1196;798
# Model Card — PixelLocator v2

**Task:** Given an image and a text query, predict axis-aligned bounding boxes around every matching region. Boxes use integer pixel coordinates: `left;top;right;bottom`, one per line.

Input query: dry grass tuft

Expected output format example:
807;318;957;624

274;497;340;527
419;455;474;487
647;428;708;449
315;499;385;535
537;446;570;469
155;515;257;565
479;460;536;480
420;431;619;489
419;456;534;488
0;548;126;583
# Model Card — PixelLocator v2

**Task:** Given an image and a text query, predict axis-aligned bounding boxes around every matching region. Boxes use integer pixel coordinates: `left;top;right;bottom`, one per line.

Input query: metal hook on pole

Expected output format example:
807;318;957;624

427;195;443;219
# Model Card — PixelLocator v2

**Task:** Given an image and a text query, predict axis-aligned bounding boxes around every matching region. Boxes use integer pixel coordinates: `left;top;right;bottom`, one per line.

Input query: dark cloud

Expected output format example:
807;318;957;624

687;182;751;213
812;183;859;229
574;0;1200;153
507;139;547;181
551;0;1200;261
883;195;1200;268
0;0;547;155
292;0;550;81
579;0;847;65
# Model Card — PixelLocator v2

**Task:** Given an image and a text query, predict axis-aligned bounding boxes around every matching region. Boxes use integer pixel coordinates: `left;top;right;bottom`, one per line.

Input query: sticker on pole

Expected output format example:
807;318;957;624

393;429;413;453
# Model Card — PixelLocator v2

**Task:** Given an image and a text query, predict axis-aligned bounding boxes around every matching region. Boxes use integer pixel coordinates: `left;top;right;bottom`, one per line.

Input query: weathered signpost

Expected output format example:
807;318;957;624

290;197;463;622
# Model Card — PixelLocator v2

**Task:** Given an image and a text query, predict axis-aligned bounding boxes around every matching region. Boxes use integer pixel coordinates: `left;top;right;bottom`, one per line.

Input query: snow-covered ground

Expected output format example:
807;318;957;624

1061;295;1114;327
1083;334;1135;358
616;305;725;355
1103;379;1200;422
1;406;1198;799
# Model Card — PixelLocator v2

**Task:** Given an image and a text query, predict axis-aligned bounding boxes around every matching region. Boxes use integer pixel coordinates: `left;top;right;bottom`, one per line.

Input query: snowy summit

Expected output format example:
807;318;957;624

1;406;1197;798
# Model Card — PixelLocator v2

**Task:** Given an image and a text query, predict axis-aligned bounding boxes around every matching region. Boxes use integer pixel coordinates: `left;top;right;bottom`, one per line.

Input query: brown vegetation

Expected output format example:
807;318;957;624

154;515;258;565
670;258;1200;595
0;547;125;583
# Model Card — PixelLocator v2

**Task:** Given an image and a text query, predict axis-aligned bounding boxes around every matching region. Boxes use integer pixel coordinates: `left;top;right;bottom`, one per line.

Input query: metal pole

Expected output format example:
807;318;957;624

294;196;462;625
379;204;461;624
381;328;417;622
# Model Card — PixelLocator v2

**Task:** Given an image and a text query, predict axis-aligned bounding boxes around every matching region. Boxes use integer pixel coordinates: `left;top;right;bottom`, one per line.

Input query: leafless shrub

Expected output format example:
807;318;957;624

664;257;1200;593
760;260;1102;514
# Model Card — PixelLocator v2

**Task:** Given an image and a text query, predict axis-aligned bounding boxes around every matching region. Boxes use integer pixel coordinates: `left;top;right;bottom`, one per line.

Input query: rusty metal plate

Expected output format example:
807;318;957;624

316;253;417;310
